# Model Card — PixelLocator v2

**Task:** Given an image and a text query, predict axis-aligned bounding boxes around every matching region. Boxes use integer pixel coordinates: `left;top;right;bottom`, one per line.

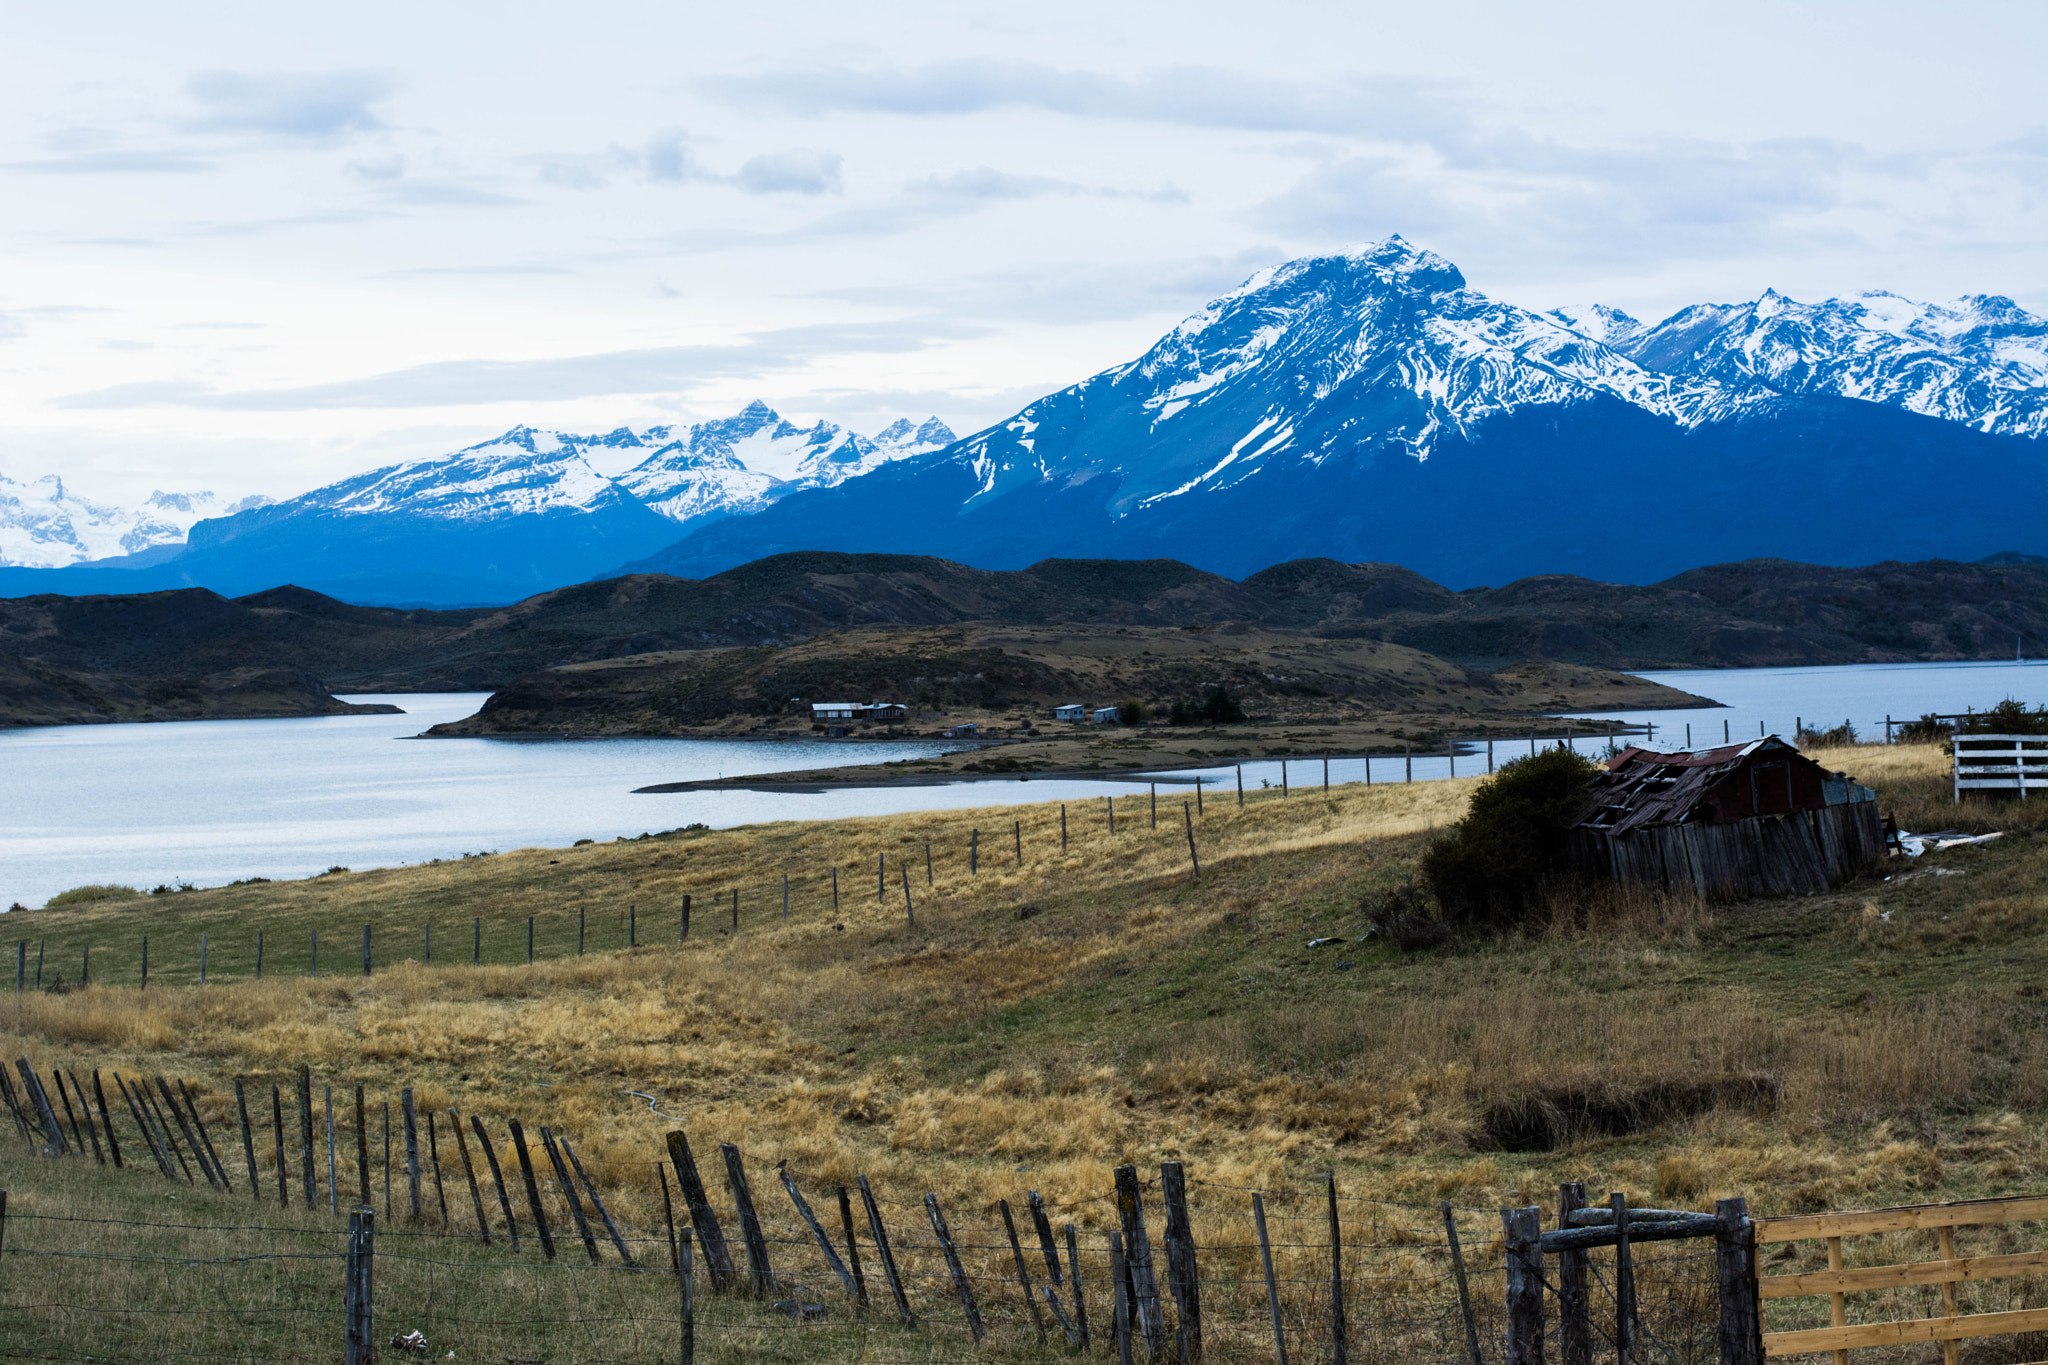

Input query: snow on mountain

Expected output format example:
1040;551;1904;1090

280;426;636;522
1606;288;2048;438
1545;304;1648;353
617;401;955;526
633;234;2048;588
0;475;269;569
937;235;1753;520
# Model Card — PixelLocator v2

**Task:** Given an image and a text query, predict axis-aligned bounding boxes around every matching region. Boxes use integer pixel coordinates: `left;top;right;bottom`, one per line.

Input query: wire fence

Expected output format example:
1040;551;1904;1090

0;1154;1737;1365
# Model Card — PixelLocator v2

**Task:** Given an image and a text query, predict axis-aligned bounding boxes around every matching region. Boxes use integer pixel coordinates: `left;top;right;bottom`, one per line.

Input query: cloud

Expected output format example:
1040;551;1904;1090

641;130;711;184
5;149;216;174
55;318;988;411
736;149;843;195
700;60;1461;139
1254;136;1863;268
179;69;396;140
345;154;406;181
375;180;526;207
0;313;24;342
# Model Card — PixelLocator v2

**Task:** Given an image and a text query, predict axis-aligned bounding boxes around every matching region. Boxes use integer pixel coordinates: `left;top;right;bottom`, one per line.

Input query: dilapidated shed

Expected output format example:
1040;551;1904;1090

1567;736;1884;899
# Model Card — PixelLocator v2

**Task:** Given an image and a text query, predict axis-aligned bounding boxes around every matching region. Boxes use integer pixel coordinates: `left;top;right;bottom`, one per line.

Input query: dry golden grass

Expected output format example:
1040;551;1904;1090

8;740;2048;1362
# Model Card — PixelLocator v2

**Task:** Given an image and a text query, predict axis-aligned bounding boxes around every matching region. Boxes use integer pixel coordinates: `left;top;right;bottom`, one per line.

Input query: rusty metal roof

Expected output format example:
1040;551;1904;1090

1576;736;1795;835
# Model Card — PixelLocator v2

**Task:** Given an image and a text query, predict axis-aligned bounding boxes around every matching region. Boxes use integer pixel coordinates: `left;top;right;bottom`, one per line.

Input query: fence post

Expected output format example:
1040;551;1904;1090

473;918;480;965
1612;1192;1635;1363
1503;1205;1545;1365
721;1142;774;1295
1065;1221;1090;1348
778;1166;855;1296
1000;1198;1048;1343
664;1131;734;1290
927;1192;985;1342
1253;1193;1286;1365
526;916;534;965
402;1089;422;1221
1716;1196;1762;1365
680;1227;696;1365
344;1205;374;1365
681;893;691;940
1110;1230;1135;1365
837;1185;870;1309
1161;1161;1201;1362
1328;1173;1348;1365
1443;1201;1485;1365
362;924;371;977
298;1066;316;1208
508;1118;556;1260
858;1174;917;1326
1112;1163;1166;1357
1183;802;1201;879
1558;1182;1590;1365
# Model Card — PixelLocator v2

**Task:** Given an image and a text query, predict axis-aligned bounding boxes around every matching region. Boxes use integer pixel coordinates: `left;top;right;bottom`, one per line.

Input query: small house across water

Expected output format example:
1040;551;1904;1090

1567;736;1884;899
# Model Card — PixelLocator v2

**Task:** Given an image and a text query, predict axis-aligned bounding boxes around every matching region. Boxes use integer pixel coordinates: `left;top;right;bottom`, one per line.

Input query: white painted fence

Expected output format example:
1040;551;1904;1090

1953;733;2048;800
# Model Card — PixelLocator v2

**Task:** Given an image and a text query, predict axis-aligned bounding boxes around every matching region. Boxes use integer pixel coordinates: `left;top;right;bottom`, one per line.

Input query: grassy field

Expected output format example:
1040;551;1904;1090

6;741;2048;1359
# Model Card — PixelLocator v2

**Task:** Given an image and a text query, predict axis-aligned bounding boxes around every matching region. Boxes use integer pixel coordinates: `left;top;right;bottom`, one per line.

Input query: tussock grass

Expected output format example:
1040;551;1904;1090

7;740;2048;1336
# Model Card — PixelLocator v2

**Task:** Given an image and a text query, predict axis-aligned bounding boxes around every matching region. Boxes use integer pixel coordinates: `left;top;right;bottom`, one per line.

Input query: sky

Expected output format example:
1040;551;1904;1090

5;0;2048;505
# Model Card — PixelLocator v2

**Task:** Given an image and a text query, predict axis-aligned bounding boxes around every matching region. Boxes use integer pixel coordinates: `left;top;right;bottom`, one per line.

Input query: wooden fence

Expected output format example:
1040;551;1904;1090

1757;1195;2048;1363
1953;734;2048;801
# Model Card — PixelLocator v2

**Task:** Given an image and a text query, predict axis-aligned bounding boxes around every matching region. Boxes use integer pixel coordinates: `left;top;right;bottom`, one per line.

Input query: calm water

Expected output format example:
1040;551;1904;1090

5;659;2046;909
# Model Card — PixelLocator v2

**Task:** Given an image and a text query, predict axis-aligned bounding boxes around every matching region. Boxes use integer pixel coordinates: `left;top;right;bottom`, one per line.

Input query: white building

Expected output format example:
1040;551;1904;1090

1054;704;1085;722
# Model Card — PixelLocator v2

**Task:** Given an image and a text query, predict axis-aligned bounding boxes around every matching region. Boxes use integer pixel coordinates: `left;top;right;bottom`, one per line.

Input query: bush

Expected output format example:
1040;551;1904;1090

1796;719;1858;747
44;884;141;908
1895;713;1955;744
1421;746;1600;927
1168;684;1246;726
1117;698;1149;726
1959;698;2048;735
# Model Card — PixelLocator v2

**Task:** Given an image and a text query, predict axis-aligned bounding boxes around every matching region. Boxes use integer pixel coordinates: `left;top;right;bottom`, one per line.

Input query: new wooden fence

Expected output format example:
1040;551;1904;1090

1756;1195;2048;1363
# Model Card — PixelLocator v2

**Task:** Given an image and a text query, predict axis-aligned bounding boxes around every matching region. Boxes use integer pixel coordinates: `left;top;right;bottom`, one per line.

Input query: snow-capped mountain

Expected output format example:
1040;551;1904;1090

0;403;954;603
0;475;270;569
1559;289;2048;439
628;236;2048;587
618;400;954;526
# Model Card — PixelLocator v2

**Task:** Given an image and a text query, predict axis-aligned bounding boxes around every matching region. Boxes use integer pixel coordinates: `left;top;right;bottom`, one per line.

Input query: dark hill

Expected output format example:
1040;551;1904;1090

1;553;2045;717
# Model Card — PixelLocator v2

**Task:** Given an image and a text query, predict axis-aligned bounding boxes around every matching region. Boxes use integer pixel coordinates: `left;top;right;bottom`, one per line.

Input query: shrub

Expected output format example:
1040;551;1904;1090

1895;713;1955;744
1796;719;1858;747
44;884;141;908
1421;746;1600;927
1959;698;2048;735
1117;698;1149;726
1168;684;1246;726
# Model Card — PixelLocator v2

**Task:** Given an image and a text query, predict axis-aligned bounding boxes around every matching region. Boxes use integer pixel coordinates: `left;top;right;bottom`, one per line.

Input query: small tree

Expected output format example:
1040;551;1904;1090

1168;684;1246;725
1117;698;1149;726
1421;746;1599;927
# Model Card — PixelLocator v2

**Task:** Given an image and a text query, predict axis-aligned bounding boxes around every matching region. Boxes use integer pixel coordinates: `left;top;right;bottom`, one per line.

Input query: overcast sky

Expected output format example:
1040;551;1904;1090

6;0;2047;504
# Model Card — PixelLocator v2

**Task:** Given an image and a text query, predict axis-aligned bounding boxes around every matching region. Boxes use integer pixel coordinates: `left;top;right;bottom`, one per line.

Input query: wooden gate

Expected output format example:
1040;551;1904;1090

1757;1195;2048;1361
1954;734;2048;800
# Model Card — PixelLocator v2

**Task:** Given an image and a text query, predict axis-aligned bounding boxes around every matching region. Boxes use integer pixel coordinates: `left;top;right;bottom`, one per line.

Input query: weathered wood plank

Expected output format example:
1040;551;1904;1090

1763;1305;2048;1355
1757;1196;2048;1244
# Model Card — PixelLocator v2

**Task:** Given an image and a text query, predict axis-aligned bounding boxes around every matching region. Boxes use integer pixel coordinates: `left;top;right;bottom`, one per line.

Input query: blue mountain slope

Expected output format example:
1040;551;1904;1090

624;239;2048;587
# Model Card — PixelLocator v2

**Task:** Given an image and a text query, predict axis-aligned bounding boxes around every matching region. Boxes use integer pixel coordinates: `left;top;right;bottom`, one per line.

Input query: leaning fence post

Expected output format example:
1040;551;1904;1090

1716;1196;1763;1365
1558;1182;1590;1365
928;1192;985;1342
664;1131;734;1291
91;1072;122;1170
298;1066;317;1208
858;1174;916;1325
473;1115;520;1251
540;1127;602;1262
722;1142;774;1295
344;1205;375;1365
450;1109;490;1243
1253;1193;1287;1365
1503;1205;1545;1365
837;1185;870;1309
1000;1198;1048;1344
778;1165;855;1296
1183;802;1201;879
1443;1200;1484;1365
508;1118;556;1260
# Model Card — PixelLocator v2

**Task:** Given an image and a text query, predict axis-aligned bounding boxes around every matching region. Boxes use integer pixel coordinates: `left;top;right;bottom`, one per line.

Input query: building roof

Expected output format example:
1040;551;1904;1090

1575;736;1831;835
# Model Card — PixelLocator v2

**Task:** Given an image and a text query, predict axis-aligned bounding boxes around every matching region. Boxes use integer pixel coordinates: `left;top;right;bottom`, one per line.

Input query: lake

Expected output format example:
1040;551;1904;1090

4;658;2045;910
